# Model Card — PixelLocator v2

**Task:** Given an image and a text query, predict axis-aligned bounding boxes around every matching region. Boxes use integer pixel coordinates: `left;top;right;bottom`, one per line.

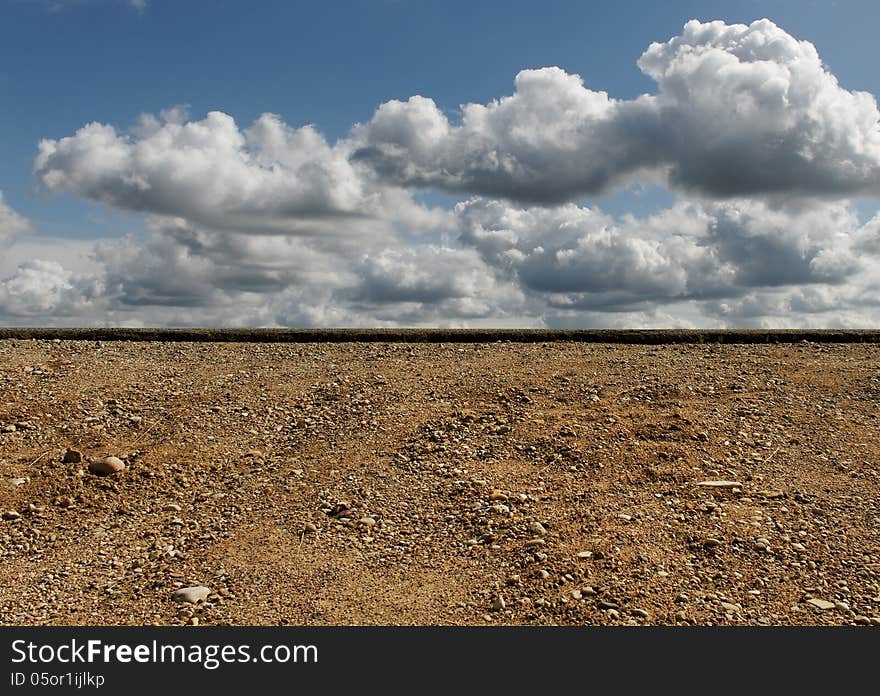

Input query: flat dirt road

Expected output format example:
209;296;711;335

1;339;879;626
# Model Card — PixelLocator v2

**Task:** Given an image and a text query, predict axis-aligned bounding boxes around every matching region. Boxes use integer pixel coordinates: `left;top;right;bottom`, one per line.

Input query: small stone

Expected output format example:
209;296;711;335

89;456;125;476
3;510;20;520
173;586;211;604
188;616;199;626
62;448;83;463
524;538;546;549
674;610;688;621
854;615;870;625
56;495;75;508
618;513;632;522
834;601;850;612
704;538;722;548
1;424;16;433
807;598;836;611
631;608;649;619
696;480;743;489
330;502;352;518
597;600;619;610
358;517;377;527
537;569;550;580
491;596;506;612
303;522;318;534
576;551;593;559
606;609;620;620
528;521;547;536
791;542;806;552
489;490;508;501
163;503;182;512
720;601;740;614
570;589;582;600
582;586;597;596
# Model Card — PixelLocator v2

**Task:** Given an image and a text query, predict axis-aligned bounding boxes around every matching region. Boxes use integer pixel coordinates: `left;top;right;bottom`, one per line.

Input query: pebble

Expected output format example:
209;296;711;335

528;521;547;536
1;424;16;433
570;589;582;600
696;480;743;489
524;539;545;549
537;570;550;580
491;596;506;612
489;490;508;501
791;542;806;552
173;586;211;604
807;598;836;611
303;522;318;534
163;504;182;512
358;517;377;527
631;608;649;619
3;510;20;520
88;456;126;476
704;538;722;548
576;551;593;559
62;448;83;464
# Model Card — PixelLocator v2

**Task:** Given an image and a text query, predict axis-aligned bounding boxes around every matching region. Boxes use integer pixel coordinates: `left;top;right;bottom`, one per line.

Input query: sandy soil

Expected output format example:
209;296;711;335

1;339;879;626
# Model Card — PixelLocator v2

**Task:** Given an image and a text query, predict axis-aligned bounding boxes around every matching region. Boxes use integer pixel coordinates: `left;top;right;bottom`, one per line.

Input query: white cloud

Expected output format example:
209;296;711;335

0;193;33;249
0;260;100;321
15;17;880;330
354;19;880;202
35;110;450;238
455;196;874;317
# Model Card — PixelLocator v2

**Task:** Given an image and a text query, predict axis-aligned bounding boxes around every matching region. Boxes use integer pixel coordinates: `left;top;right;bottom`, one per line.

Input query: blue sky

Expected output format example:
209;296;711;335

2;1;880;327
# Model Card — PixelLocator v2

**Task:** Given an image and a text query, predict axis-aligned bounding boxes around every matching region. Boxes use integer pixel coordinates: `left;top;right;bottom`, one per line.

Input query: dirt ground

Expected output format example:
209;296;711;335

1;339;879;626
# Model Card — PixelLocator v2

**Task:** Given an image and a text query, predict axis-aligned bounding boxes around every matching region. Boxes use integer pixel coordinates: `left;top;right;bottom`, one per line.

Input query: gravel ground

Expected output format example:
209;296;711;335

1;339;879;626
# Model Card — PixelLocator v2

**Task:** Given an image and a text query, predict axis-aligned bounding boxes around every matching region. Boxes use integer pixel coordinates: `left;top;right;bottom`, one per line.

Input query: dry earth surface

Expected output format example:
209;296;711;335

1;339;879;626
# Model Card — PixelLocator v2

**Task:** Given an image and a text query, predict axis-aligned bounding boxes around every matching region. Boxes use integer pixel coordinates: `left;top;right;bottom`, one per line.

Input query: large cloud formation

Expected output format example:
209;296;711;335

354;18;880;202
5;18;880;328
35;108;450;236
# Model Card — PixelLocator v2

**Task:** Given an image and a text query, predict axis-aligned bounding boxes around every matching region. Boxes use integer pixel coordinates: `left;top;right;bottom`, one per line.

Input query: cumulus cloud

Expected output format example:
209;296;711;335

0;193;33;248
0;260;100;321
455;196;870;312
6;194;876;328
35;110;450;237
15;17;880;329
354;18;880;202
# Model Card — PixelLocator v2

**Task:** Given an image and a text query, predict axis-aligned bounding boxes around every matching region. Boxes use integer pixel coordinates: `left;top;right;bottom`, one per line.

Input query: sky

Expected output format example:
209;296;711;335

2;0;880;328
